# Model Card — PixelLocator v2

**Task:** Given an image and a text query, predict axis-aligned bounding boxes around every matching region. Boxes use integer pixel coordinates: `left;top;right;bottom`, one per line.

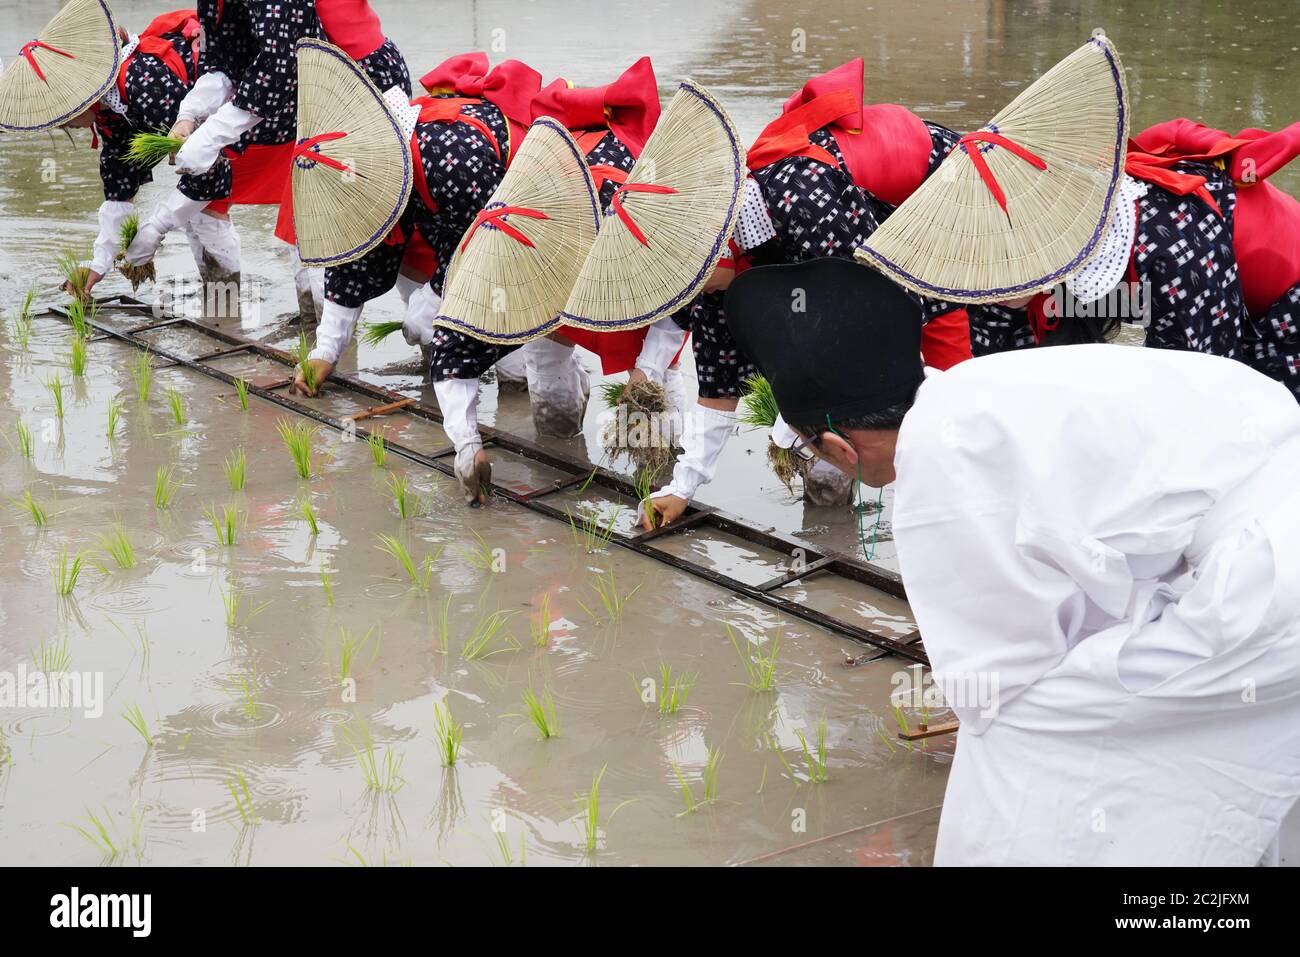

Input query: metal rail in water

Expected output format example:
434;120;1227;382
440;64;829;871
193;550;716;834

47;295;927;665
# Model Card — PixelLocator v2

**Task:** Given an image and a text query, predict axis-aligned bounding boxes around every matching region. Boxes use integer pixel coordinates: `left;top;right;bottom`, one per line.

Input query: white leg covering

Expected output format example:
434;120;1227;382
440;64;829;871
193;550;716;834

288;245;324;322
434;377;489;505
524;337;589;437
494;347;529;393
182;213;241;319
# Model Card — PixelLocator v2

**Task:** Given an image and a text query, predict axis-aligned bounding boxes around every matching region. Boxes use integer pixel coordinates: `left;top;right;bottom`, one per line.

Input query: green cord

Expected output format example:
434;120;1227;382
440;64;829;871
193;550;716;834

826;414;886;561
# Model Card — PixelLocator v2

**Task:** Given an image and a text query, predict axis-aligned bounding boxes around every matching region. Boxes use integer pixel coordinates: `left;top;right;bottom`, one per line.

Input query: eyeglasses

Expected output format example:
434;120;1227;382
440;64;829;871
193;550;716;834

787;431;821;463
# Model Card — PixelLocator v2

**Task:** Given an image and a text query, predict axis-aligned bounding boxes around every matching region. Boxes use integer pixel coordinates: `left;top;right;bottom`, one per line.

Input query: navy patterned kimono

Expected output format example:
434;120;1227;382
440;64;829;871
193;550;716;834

94;31;229;203
324;98;509;311
1248;283;1300;401
355;38;411;98
680;120;961;400
427;128;643;381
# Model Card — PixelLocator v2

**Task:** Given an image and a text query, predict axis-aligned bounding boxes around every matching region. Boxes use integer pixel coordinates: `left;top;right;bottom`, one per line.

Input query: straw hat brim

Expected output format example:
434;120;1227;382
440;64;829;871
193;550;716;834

293;38;413;267
559;80;744;331
855;35;1129;304
0;0;121;132
433;118;602;344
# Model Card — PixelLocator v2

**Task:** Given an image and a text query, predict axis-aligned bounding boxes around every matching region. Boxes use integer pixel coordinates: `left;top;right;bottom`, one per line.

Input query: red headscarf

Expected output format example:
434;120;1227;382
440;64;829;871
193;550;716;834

747;58;934;208
117;10;202;100
315;0;385;62
419;52;542;153
530;56;661;159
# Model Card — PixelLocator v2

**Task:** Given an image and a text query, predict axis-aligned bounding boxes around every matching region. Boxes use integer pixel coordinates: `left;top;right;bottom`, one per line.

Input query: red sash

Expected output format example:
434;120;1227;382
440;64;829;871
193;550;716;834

530;57;661;159
1131;119;1300;316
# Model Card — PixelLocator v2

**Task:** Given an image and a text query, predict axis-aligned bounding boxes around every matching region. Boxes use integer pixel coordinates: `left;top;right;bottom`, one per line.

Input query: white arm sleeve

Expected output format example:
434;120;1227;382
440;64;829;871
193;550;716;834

310;301;363;364
175;102;262;174
633;315;689;383
91;200;136;275
652;404;736;502
434;377;482;452
177;71;234;123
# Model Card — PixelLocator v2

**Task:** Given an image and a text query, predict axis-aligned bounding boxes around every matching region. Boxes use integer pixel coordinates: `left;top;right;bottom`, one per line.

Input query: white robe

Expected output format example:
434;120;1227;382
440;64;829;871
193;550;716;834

893;345;1300;866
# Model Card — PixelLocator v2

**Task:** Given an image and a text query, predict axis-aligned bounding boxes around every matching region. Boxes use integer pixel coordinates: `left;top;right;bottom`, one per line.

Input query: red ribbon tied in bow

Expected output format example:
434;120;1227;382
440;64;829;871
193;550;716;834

460;205;550;252
293;131;353;174
19;40;75;84
956;130;1048;215
610;182;678;247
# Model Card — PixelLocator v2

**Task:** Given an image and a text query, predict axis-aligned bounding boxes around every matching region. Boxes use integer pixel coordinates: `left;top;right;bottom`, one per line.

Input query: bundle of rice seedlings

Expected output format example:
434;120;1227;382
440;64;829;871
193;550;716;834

598;377;675;476
359;321;404;347
123;130;185;167
739;374;807;494
116;213;155;290
57;249;91;301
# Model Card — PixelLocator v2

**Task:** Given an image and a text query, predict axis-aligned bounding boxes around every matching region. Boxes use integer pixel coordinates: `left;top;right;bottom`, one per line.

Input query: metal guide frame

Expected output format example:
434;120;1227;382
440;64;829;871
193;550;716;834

45;296;927;665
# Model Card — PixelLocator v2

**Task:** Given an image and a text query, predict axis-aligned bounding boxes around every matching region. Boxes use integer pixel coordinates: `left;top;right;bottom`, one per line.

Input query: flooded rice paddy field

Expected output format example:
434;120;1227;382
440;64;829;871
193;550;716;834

0;312;945;865
1;0;1297;865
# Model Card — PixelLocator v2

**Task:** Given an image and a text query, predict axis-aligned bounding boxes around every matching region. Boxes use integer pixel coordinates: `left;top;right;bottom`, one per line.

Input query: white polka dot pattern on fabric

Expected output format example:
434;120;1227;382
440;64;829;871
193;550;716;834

1065;175;1148;304
384;86;420;140
733;176;776;251
100;36;140;116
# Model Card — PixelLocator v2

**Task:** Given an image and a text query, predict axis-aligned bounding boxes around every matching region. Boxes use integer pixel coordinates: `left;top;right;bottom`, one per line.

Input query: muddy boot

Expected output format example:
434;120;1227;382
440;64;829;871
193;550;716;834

184;213;242;324
524;337;589;437
802;457;855;506
494;347;529;393
289;245;324;325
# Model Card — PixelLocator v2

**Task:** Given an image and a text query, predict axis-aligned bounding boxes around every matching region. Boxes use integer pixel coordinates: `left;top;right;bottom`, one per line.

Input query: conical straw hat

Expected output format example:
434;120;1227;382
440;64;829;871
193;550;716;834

855;33;1129;303
560;80;743;331
293;38;413;267
433;118;601;344
0;0;121;132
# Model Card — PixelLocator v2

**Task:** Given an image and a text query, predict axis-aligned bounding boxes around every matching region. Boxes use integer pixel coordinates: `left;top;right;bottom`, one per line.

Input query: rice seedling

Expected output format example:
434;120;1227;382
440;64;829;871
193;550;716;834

218;582;268;628
44;373;65;420
599;376;674;474
51;546;86;596
320;557;335;606
433;593;452;654
490;827;526;867
655;663;696;717
566;506;622;553
875;725;898;754
153;465;181;509
453;528;497;570
672;745;722;816
387;472;422;519
106;396;124;439
132;350;154;402
740;374;808;492
226;668;260;720
359;320;405;346
31;635;72;674
16;421;34;461
368;429;387;467
461;609;518;661
124;129;185;166
576;764;634;854
116;213;155;289
576;567;640;623
596;381;626;407
294;331;319;392
227;770;258;826
530;593;552;647
374;534;436;591
521;685;560;740
337;625;376;682
233;377;250;411
893;703;912;737
98;525;136;570
11;489;48;528
121;703;153;749
0;728;10;769
432;700;463;767
56;248;91;300
205;503;243;546
11;288;35;348
767;735;802;786
298;496;320;536
727;624;781;692
633;465;657;527
66;808;123;861
166;385;185;426
353;736;406;792
220;447;247;492
66;297;90;340
794;718;829;784
67;334;88;377
276;418;318;479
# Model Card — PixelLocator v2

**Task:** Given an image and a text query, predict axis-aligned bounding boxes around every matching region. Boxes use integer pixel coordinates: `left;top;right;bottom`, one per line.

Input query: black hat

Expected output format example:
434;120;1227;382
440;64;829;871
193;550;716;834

725;257;924;427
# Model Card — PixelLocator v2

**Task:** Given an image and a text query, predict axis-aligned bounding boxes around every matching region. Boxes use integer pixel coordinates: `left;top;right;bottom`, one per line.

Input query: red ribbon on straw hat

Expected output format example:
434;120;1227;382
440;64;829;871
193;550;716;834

610;182;677;247
293;131;353;174
19;40;75;84
956;130;1048;214
587;164;628;191
460;205;550;252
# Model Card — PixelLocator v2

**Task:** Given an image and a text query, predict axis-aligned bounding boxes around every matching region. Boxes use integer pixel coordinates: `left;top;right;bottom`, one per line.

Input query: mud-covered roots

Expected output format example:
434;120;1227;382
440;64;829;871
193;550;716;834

767;439;809;494
117;260;156;292
600;378;675;476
